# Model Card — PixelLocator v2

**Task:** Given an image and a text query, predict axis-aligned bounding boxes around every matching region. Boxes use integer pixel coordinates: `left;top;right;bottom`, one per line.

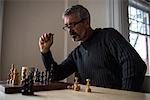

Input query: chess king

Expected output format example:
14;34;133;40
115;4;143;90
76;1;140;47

7;64;20;85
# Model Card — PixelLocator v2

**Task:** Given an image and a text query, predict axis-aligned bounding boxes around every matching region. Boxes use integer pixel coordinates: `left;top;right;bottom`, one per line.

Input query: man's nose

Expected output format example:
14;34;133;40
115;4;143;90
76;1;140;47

68;29;75;35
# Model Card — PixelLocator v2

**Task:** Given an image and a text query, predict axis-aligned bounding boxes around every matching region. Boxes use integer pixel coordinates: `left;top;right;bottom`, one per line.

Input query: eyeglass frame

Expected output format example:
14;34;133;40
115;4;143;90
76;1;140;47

62;18;86;31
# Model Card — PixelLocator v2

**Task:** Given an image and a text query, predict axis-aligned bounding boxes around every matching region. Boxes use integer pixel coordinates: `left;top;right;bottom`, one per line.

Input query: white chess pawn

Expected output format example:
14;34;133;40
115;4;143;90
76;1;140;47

85;79;91;92
73;77;80;91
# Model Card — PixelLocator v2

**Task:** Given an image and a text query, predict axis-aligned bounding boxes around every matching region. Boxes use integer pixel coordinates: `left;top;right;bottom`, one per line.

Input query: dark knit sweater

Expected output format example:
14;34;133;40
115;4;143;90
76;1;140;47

42;28;147;91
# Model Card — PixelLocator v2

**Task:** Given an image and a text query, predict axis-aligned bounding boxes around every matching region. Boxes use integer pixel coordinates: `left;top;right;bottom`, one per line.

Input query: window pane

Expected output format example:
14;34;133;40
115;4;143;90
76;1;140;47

135;35;146;59
136;9;143;22
129;32;138;46
130;20;137;32
137;22;143;33
129;6;137;19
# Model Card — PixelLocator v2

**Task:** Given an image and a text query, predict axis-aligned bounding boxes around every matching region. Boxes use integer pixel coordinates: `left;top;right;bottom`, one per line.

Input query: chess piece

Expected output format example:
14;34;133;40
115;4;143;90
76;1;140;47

21;71;34;95
85;79;91;92
29;67;35;83
48;69;51;83
7;72;11;84
28;71;34;95
67;85;74;89
21;67;28;85
41;71;44;84
21;78;29;95
35;68;41;83
73;77;80;91
12;68;20;85
9;64;15;84
48;64;54;83
44;69;48;84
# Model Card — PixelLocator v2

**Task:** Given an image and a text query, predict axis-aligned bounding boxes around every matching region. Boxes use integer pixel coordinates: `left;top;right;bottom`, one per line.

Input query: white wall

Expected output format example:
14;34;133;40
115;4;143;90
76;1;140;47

79;0;109;29
1;0;65;80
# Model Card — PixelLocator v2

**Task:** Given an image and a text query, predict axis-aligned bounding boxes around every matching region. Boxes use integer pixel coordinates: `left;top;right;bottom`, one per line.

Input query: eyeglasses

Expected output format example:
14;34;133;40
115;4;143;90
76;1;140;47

62;19;86;31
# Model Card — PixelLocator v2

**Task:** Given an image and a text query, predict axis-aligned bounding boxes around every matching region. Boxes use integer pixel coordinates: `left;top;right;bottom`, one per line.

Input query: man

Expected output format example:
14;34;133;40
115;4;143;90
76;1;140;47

39;5;147;92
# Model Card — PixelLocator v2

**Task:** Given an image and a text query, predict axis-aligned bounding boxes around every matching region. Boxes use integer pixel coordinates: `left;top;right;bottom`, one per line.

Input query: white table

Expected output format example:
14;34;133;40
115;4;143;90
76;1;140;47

0;85;150;100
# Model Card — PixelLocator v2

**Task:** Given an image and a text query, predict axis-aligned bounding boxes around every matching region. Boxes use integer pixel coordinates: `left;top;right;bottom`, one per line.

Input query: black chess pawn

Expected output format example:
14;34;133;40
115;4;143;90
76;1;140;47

35;68;41;83
48;64;54;83
44;69;48;84
41;71;44;84
28;75;34;95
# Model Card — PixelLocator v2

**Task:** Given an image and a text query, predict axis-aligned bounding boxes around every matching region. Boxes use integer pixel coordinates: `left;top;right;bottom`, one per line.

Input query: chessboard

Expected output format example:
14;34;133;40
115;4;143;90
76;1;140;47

0;81;72;94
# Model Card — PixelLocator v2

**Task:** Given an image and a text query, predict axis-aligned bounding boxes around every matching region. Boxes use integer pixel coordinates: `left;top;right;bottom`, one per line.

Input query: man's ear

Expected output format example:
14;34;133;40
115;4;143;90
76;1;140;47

84;19;90;28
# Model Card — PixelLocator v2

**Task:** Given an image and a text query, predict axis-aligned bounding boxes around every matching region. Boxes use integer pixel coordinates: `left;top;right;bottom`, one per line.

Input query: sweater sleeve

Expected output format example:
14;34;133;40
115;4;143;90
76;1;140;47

105;28;147;91
41;50;77;81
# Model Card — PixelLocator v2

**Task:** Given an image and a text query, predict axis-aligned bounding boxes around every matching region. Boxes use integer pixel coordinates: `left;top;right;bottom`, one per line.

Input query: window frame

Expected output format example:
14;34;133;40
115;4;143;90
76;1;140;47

128;0;150;76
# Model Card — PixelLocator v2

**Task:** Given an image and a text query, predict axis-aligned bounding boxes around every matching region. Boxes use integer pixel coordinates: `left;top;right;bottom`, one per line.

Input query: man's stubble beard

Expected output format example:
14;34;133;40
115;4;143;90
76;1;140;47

71;30;86;42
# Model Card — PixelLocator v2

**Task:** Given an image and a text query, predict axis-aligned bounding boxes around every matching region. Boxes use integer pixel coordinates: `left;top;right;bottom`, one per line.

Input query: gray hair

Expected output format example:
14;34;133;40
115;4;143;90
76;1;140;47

62;5;90;22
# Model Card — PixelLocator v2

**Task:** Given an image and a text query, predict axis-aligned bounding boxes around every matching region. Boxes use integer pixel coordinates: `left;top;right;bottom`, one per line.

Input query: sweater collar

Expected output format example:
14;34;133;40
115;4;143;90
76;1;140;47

81;28;101;50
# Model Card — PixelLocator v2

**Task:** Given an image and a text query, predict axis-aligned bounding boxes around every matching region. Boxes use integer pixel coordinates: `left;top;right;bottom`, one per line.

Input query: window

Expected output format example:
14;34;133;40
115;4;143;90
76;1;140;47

128;0;150;75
